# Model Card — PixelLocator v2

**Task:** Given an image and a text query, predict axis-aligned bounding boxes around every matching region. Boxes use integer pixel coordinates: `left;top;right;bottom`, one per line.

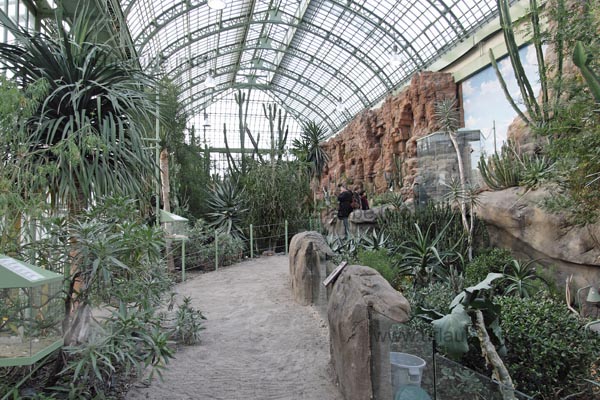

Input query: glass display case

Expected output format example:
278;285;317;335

0;254;63;366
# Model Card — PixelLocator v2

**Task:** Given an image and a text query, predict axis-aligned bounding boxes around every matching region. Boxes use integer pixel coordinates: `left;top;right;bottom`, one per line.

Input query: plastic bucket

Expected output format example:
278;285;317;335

390;352;426;390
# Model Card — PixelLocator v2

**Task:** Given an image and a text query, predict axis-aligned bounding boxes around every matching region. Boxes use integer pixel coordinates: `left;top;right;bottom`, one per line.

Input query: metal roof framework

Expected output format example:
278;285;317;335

121;0;506;134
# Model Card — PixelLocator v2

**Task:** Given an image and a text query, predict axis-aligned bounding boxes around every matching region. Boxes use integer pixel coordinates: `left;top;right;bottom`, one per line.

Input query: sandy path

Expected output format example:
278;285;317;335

126;255;342;400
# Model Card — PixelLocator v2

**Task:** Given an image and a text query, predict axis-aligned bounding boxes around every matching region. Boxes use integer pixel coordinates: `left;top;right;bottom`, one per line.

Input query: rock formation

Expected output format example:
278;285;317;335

328;264;410;400
320;71;461;197
476;187;600;288
288;231;334;307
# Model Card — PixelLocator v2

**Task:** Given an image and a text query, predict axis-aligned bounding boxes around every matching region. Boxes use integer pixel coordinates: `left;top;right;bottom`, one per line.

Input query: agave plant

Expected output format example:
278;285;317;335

501;259;548;298
394;222;462;288
205;178;247;240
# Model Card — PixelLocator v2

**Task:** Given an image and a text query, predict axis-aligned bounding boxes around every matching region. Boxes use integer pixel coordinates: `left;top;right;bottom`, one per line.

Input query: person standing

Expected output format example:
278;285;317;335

359;190;369;210
337;184;353;237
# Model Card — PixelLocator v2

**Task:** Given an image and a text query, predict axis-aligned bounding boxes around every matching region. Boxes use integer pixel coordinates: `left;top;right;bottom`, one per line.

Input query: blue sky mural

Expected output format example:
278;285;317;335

462;45;541;154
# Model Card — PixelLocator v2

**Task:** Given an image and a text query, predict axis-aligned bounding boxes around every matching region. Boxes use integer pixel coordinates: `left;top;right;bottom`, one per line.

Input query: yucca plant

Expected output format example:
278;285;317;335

206;177;247;240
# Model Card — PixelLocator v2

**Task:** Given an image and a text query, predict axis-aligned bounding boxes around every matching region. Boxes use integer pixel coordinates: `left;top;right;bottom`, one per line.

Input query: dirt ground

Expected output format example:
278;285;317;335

126;255;342;400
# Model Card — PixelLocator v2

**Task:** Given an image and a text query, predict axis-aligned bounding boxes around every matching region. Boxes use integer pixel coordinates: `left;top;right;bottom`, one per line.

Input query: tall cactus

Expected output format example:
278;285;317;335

262;103;290;163
234;89;247;173
490;0;565;128
573;41;600;103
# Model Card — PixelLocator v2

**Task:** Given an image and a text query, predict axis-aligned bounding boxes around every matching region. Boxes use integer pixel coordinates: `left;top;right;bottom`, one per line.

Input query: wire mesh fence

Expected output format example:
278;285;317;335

169;216;326;280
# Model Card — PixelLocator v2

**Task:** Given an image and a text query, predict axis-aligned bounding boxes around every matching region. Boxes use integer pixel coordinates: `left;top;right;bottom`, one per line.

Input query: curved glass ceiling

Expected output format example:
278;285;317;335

122;0;507;133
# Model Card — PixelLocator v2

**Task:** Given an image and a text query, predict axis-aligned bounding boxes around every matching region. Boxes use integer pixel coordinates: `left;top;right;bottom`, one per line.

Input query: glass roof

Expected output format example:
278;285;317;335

122;0;507;134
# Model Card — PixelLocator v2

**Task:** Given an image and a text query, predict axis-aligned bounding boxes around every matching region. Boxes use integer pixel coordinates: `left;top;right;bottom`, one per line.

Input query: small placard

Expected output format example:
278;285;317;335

323;261;348;287
0;258;43;282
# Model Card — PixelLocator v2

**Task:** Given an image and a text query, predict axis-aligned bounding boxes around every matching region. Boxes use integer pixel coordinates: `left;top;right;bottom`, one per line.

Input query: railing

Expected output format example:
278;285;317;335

170;216;326;281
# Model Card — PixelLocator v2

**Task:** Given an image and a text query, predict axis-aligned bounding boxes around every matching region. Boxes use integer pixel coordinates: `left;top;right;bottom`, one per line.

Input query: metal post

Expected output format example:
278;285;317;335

214;230;218;271
284;220;288;255
181;239;186;282
155;67;161;227
249;224;254;258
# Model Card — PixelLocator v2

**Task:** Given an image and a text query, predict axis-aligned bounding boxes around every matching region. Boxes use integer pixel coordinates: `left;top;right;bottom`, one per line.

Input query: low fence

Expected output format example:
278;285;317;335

170;216;326;280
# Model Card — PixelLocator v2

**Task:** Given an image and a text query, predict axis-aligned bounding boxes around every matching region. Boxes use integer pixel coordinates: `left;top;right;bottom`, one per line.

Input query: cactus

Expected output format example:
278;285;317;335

573;41;600;103
490;0;565;128
262;103;290;163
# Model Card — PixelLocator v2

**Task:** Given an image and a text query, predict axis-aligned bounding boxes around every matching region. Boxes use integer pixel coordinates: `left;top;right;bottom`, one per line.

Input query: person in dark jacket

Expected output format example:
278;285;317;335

337;184;353;237
359;190;369;210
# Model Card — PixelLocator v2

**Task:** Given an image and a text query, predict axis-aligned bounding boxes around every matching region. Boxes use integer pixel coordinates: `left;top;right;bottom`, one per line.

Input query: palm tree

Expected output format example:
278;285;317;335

0;9;159;348
0;10;157;216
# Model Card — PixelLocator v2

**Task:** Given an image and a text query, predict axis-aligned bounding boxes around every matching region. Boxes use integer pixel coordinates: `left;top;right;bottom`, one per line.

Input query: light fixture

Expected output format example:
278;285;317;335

587;286;600;303
202;111;210;127
207;0;226;10
251;58;264;68
204;69;216;89
388;44;403;68
258;36;272;49
335;96;347;113
267;8;282;22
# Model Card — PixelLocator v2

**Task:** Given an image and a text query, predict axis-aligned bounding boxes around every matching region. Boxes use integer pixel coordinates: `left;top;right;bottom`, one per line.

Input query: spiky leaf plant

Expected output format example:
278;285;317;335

206;178;247;240
0;8;157;215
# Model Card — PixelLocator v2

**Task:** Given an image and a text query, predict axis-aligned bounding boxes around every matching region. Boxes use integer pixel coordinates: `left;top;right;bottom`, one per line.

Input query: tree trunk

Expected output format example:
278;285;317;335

449;131;472;261
160;148;176;272
160;148;171;213
474;310;516;400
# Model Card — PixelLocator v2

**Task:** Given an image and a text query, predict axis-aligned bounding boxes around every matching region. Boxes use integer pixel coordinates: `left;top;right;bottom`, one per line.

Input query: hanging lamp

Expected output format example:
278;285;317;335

207;0;226;10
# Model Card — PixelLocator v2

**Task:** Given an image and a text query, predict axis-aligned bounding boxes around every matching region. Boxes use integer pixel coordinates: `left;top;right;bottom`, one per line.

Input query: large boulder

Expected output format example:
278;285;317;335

328;265;410;400
476;187;600;288
288;231;334;306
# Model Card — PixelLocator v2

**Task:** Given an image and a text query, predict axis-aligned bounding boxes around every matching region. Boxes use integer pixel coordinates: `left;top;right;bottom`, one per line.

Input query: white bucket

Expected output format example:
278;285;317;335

390;352;426;390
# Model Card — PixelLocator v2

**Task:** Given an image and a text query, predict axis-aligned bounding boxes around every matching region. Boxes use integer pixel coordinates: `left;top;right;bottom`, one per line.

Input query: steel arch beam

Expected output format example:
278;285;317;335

139;15;393;91
182;83;339;132
166;44;370;108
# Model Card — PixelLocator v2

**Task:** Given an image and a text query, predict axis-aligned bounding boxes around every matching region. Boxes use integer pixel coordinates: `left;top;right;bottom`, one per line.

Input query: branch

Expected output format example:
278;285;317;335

474;310;516;400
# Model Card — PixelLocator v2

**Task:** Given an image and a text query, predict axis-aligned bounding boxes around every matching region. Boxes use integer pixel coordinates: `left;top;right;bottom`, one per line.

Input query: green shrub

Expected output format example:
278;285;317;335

173;297;206;345
464;248;513;286
357;248;397;286
182;219;245;270
498;296;600;399
380;201;486;261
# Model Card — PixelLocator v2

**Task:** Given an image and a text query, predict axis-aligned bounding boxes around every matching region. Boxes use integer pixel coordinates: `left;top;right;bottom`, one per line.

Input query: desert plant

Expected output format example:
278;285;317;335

292;120;330;178
381;201;476;259
173;297;206;345
428;273;516;398
241;159;311;252
490;0;565;129
478;143;522;190
394;222;463;288
0;9;157;215
205;177;247;240
501;259;549;298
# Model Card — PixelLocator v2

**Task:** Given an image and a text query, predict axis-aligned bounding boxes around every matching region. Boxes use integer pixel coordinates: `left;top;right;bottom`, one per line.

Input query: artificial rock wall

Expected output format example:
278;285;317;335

320;71;462;195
